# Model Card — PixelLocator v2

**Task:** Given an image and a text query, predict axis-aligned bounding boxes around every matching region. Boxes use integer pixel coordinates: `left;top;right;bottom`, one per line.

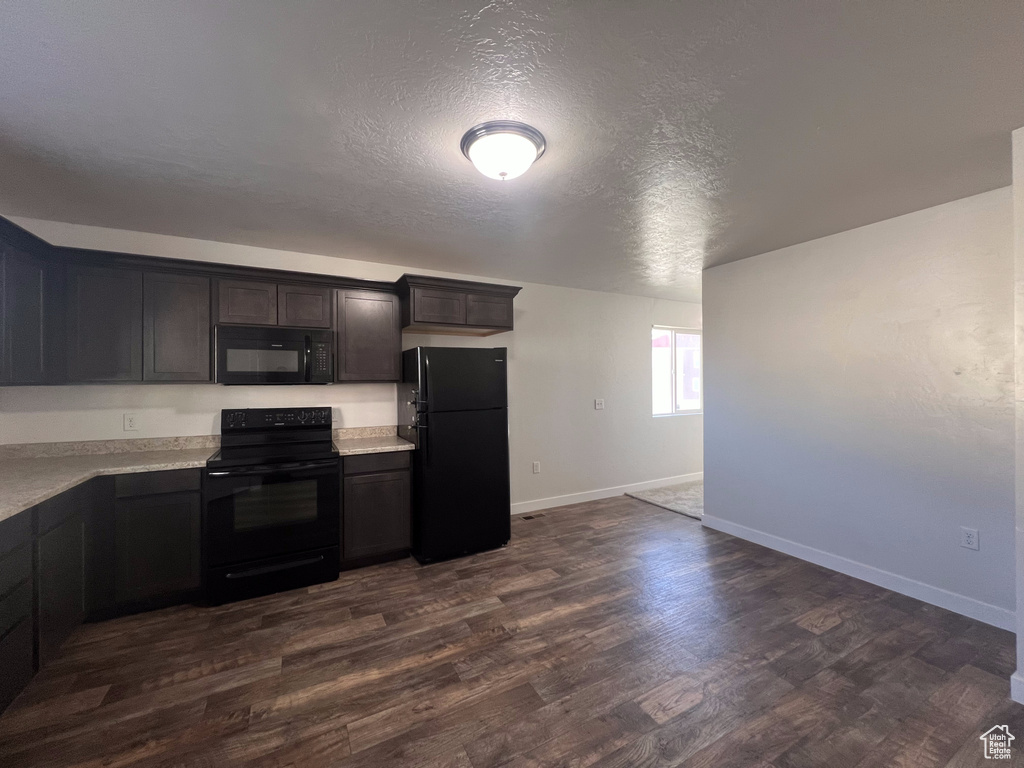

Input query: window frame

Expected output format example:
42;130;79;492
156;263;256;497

652;326;703;417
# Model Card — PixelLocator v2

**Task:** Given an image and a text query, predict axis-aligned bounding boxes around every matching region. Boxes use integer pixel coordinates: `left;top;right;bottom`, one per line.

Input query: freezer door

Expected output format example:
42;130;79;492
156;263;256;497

422;347;507;412
413;408;511;561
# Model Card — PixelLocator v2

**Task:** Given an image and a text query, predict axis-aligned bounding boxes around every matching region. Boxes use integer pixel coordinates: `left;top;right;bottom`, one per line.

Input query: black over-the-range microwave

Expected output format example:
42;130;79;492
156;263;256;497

215;325;333;385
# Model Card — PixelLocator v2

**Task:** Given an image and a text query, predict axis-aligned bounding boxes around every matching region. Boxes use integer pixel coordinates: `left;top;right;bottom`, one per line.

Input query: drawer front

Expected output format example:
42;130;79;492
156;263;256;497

0;512;32;559
466;293;513;329
0;543;32;599
0;578;32;639
0;617;34;714
412;287;466;325
343;451;411;475
115;469;202;498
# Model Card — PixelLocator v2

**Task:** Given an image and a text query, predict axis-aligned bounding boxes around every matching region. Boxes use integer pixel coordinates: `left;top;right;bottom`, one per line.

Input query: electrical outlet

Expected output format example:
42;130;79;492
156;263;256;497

532;461;541;474
960;526;979;550
123;413;139;432
594;399;605;410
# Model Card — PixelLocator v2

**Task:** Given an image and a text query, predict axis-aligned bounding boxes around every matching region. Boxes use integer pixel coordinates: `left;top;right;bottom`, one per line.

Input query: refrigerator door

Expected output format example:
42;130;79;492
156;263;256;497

422;347;507;413
413;407;511;562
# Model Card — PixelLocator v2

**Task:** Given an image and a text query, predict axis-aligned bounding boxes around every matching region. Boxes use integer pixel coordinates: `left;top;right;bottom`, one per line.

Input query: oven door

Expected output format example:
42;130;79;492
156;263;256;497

216;327;310;385
205;459;339;566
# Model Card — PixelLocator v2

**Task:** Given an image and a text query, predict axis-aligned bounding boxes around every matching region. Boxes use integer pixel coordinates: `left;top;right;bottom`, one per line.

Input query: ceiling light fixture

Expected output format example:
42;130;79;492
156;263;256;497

460;120;546;181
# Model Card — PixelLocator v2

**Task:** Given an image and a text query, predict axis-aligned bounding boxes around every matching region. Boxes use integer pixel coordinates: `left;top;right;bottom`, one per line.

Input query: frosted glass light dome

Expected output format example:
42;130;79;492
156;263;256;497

460;121;546;181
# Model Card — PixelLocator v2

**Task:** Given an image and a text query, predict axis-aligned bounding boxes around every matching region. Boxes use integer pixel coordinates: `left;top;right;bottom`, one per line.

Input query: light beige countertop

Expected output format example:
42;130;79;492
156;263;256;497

0;448;216;524
0;432;414;525
333;434;415;456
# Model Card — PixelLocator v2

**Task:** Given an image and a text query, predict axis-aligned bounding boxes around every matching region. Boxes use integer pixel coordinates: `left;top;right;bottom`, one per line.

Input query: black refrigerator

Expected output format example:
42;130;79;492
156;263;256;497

399;347;511;563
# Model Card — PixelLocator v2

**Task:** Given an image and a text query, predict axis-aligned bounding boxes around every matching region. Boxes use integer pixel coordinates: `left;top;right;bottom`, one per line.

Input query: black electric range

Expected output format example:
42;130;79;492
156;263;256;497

204;407;340;604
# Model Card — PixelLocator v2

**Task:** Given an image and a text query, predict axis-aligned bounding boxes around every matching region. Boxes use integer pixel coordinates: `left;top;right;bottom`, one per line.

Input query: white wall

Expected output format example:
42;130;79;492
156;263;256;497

1011;127;1024;701
2;216;703;512
703;188;1015;629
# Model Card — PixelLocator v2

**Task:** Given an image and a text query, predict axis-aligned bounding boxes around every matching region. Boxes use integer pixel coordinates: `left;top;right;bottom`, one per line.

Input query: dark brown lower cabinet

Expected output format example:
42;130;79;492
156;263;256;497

343;460;411;561
115;491;201;604
36;508;85;665
0;617;33;712
0;514;34;713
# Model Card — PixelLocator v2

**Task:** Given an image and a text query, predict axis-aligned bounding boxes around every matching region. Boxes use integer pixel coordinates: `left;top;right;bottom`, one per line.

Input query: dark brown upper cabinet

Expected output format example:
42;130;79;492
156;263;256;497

66;266;143;382
397;275;520;335
217;279;277;325
466;292;514;328
279;284;331;328
411;287;466;325
144;273;211;382
218;279;334;329
335;289;401;381
1;245;63;385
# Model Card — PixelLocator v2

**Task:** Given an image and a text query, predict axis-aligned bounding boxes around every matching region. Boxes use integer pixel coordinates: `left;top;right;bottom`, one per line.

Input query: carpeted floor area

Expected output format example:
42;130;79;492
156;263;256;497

626;479;703;519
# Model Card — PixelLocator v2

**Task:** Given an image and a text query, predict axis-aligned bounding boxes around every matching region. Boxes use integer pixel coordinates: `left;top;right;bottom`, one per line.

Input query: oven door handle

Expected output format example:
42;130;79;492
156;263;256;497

207;459;338;477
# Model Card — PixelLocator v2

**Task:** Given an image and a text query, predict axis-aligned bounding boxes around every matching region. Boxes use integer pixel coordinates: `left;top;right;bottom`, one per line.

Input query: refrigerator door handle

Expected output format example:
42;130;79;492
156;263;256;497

416;417;428;464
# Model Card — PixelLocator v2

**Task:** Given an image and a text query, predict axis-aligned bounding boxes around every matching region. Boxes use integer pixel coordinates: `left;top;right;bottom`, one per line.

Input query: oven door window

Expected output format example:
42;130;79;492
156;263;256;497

233;478;319;532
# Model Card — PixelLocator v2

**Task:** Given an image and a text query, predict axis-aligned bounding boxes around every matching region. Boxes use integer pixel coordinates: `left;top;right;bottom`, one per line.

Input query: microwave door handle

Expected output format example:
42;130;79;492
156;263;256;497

304;338;312;381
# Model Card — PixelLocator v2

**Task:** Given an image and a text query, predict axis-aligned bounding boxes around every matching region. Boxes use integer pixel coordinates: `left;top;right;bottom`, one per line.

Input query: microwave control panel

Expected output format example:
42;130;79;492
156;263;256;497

311;341;331;376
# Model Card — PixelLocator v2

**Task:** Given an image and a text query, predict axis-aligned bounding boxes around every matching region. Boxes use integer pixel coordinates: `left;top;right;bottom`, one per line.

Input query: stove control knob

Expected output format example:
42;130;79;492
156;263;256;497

299;410;310;422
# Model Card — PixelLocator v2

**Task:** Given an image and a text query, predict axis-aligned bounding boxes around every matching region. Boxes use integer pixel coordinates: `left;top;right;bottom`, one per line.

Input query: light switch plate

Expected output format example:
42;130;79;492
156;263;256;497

532;461;541;474
594;399;605;410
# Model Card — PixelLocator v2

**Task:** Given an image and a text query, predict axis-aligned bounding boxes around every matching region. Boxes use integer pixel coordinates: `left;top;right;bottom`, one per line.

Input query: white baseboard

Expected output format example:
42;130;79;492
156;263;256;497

702;515;1015;631
511;472;703;516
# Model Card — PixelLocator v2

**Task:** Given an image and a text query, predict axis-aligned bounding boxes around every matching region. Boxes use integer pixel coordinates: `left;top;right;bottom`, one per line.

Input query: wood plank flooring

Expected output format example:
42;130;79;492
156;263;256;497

1;496;1020;767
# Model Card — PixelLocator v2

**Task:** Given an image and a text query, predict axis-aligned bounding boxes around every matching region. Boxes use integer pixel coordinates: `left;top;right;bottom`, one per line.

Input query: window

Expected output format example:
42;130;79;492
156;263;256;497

652;327;702;415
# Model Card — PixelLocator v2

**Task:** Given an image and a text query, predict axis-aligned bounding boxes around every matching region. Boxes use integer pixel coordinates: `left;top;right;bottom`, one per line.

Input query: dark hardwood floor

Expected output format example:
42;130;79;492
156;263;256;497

0;496;1020;767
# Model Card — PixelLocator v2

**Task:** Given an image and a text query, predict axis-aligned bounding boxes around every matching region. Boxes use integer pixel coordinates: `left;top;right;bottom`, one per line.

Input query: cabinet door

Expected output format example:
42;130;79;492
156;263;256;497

0;617;33;714
411;287;466;325
1;248;62;384
143;273;211;381
336;289;401;381
466;293;513;330
279;284;331;328
66;266;143;382
37;510;85;664
115;492;201;604
217;279;277;325
343;470;411;560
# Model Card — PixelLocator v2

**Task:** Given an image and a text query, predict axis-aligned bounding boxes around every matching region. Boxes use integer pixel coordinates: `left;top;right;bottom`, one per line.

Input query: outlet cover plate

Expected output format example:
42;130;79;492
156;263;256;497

960;526;979;550
594;399;605;410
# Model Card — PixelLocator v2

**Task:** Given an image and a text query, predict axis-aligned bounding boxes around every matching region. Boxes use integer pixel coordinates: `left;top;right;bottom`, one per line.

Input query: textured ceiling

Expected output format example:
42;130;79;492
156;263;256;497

1;2;1023;302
